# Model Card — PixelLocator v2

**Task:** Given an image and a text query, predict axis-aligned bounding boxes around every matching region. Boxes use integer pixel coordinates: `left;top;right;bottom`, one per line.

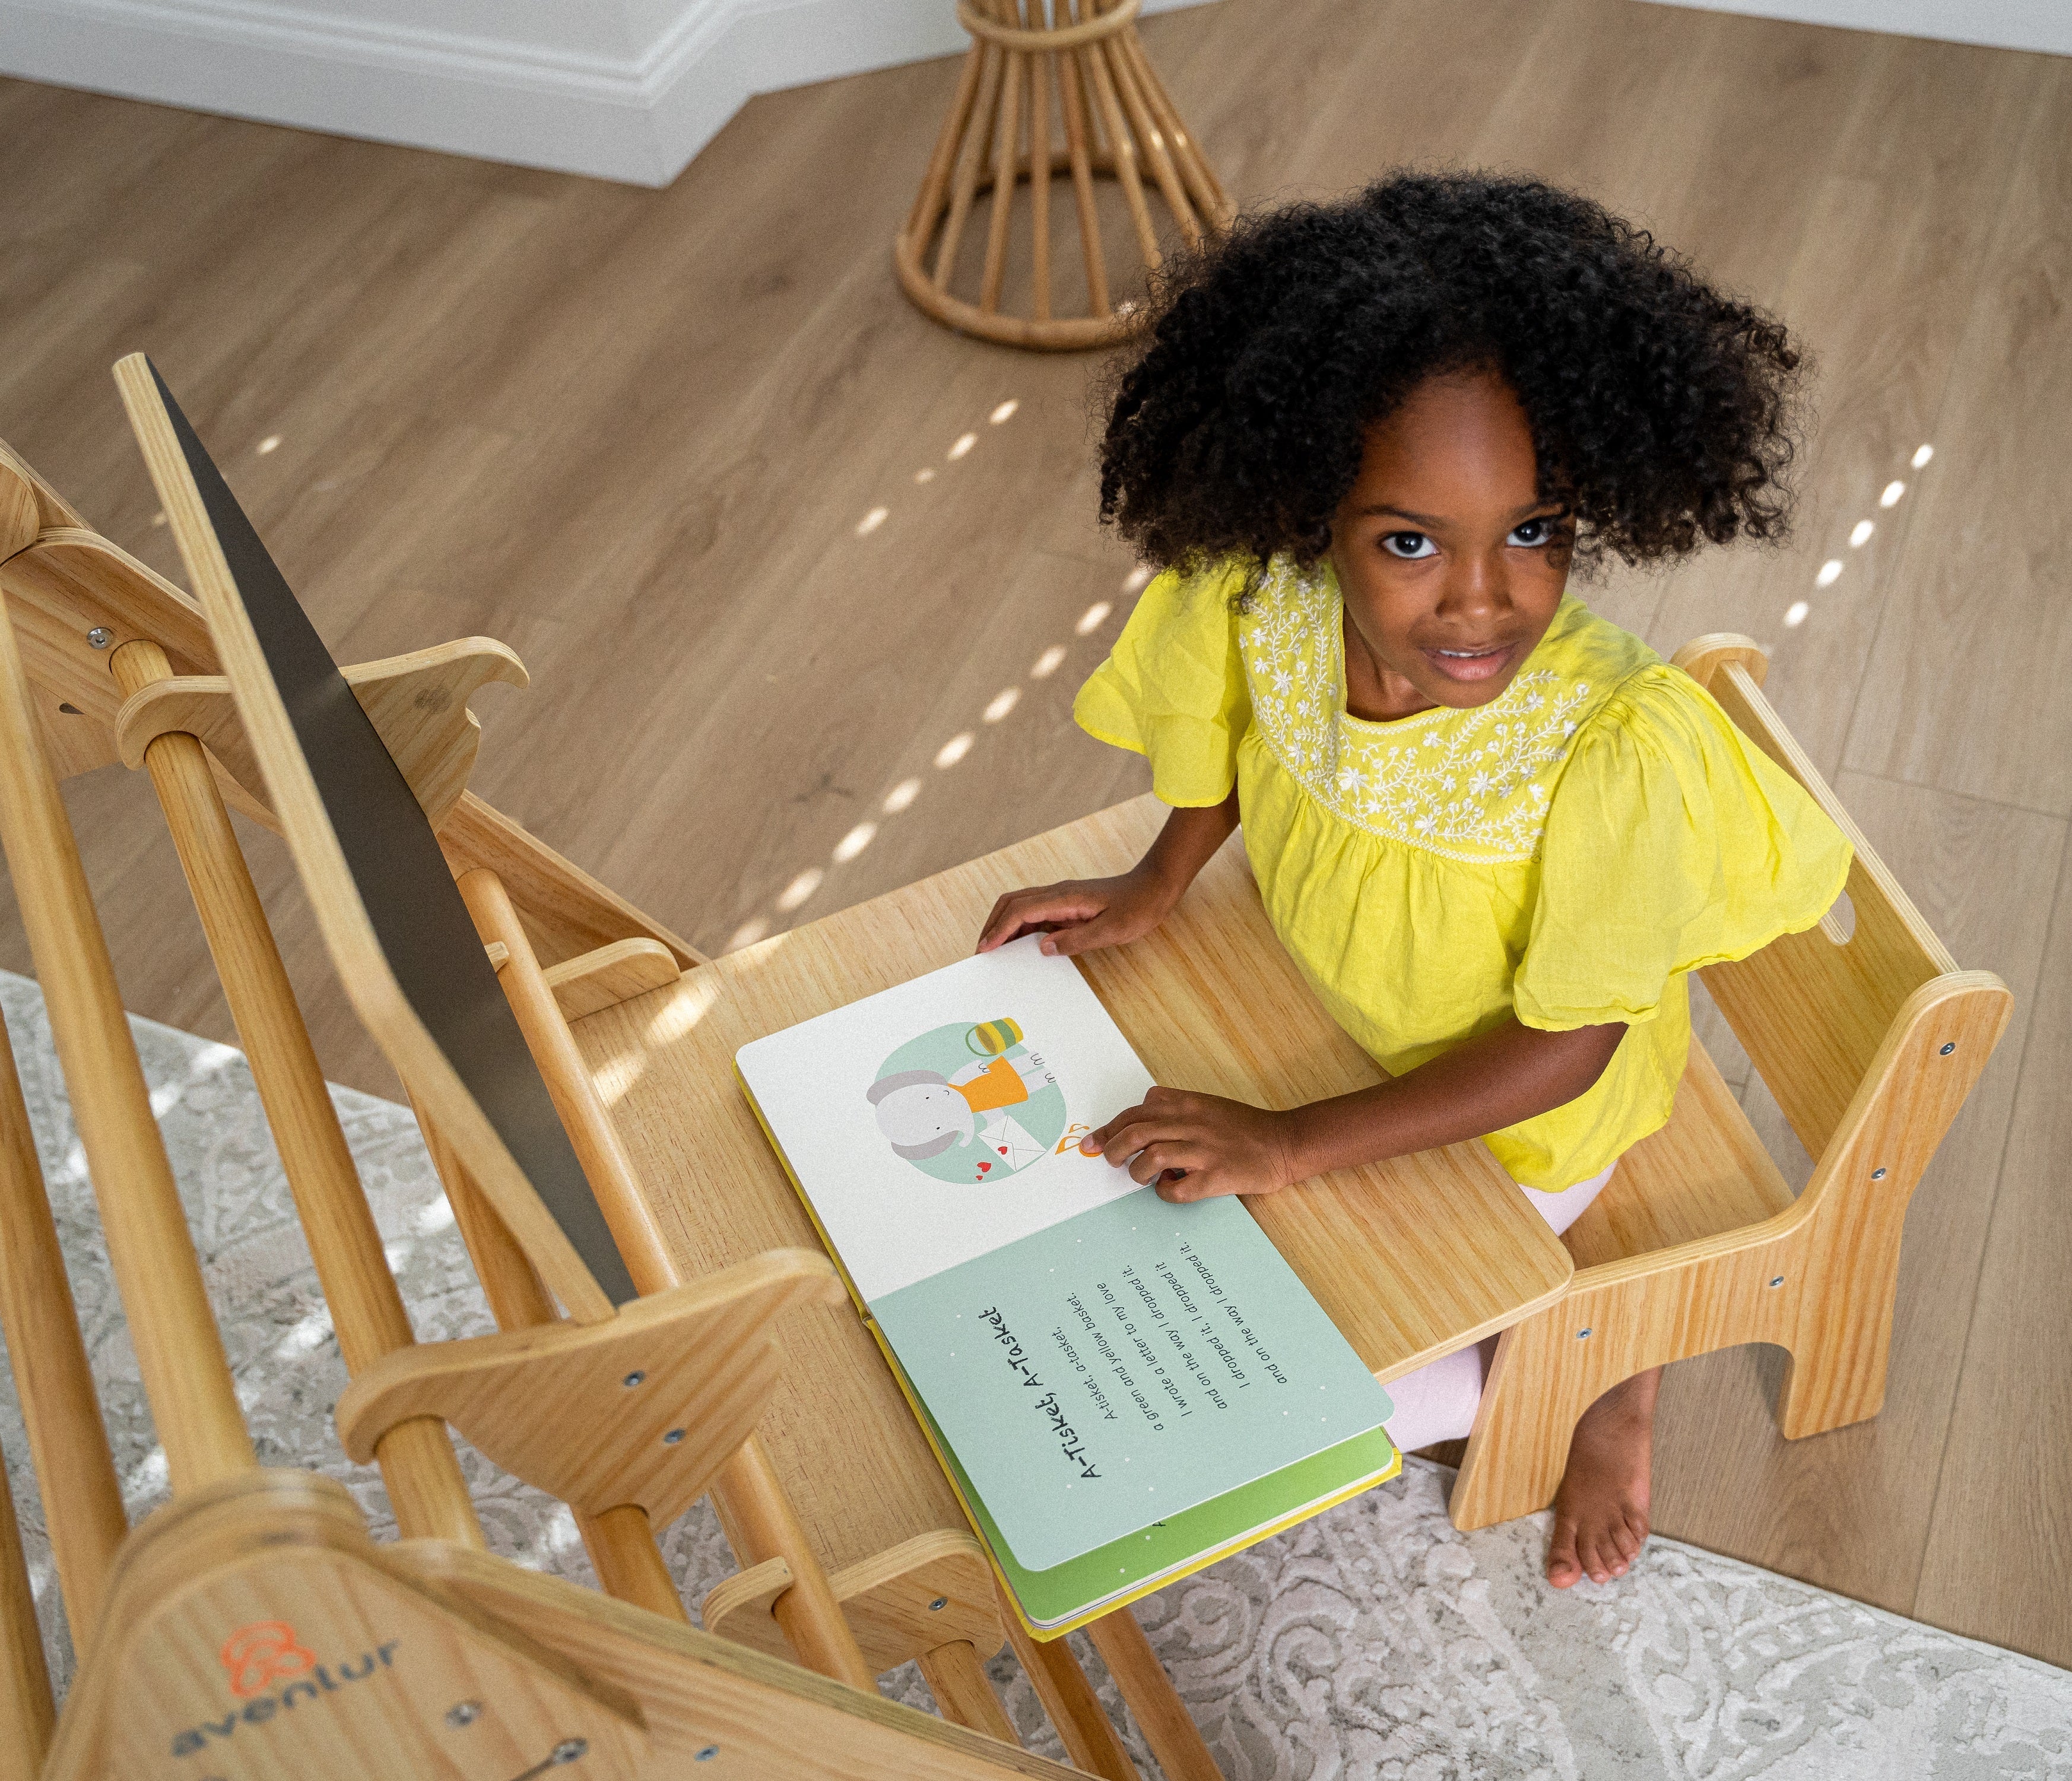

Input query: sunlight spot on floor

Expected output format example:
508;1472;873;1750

856;506;889;537
1122;565;1152;594
833;822;877;862
936;732;973;768
777;868;823;912
726;915;770;953
1815;560;1843;588
1077;601;1112;635
948;432;978;460
990;400;1019;424
1912;443;1934;469
915;467;936;483
1784;600;1809;628
257;435;281;455
1849;520;1874;548
1879;480;1906;508
883;777;922;813
1031;644;1067;679
984;687;1020;722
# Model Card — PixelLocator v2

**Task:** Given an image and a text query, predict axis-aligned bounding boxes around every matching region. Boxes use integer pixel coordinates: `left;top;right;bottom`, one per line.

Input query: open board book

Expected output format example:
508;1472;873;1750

737;935;1399;1638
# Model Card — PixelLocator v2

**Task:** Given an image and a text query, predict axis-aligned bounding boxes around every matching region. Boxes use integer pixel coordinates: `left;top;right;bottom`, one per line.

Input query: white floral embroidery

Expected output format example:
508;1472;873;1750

1240;560;1601;864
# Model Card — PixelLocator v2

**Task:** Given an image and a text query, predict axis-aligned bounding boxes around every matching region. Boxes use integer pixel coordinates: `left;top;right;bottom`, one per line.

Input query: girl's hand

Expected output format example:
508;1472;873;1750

1080;1086;1299;1202
976;864;1178;958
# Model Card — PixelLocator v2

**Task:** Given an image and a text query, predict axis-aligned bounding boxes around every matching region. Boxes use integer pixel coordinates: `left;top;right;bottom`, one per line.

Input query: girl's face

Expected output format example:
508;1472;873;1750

1329;369;1572;722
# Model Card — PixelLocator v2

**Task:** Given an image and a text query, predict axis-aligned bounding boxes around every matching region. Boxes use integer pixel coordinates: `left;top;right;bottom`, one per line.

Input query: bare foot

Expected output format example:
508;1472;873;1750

1546;1366;1661;1588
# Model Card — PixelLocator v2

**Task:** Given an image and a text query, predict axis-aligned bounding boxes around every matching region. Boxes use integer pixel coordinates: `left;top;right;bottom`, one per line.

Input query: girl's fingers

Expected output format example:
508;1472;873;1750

1039;913;1120;958
1097;1116;1170;1167
978;885;1103;951
1127;1141;1197;1185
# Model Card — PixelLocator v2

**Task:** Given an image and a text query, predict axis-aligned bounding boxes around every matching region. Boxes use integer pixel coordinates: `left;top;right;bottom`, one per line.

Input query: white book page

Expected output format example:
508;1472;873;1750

736;936;1153;1301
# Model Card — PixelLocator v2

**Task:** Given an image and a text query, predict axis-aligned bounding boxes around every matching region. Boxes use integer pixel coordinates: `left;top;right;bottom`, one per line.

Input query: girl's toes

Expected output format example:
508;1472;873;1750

1546;1522;1582;1588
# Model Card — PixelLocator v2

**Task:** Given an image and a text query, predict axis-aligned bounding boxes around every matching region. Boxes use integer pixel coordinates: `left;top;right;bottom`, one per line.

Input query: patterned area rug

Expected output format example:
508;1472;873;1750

2;969;2068;1777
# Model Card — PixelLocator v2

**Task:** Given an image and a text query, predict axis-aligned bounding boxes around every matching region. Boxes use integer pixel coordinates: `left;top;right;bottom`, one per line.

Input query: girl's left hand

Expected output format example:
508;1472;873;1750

1080;1085;1299;1202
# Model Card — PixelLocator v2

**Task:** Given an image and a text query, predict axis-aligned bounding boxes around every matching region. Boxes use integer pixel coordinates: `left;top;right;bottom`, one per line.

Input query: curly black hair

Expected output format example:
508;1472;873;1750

1099;171;1806;575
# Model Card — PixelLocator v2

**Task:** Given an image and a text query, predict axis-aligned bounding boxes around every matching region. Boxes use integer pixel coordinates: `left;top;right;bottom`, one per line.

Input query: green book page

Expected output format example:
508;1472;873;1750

874;1189;1397;1573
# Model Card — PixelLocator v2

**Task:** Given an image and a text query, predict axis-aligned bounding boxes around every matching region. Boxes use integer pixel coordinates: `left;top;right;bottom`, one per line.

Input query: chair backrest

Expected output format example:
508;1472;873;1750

1673;636;1959;1162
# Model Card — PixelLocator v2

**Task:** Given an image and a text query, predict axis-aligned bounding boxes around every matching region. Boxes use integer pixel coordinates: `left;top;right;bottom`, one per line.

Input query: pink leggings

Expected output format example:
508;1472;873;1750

1380;1159;1620;1454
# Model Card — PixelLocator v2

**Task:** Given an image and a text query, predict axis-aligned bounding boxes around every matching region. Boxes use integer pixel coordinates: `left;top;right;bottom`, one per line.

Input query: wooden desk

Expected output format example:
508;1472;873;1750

573;795;1572;1579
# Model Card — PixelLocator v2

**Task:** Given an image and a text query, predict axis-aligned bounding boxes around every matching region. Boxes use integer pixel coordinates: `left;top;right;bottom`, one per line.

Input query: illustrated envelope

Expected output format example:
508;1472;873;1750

979;1111;1048;1171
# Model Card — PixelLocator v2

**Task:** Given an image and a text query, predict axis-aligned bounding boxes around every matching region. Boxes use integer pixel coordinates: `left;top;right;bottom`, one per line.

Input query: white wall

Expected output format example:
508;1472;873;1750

1645;0;2071;57
0;0;1217;187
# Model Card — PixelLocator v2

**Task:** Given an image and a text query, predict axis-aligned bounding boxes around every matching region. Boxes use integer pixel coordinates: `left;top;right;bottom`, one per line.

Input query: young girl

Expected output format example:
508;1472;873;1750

976;173;1851;1590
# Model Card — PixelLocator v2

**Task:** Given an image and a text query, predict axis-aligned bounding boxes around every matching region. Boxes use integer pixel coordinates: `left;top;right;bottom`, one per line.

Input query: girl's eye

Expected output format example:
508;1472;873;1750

1508;517;1559;547
1381;531;1436;560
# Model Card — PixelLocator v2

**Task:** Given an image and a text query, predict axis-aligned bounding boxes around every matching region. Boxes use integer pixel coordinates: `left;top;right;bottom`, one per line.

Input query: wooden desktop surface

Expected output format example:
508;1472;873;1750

573;795;1572;1573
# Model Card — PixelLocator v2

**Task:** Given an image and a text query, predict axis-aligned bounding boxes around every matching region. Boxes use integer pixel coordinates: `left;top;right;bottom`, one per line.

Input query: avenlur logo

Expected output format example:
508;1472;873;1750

168;1621;402;1758
219;1620;316;1697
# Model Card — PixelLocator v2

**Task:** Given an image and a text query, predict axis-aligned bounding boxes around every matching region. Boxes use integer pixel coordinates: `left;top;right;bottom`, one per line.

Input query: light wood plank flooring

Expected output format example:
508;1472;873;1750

1;0;2065;1672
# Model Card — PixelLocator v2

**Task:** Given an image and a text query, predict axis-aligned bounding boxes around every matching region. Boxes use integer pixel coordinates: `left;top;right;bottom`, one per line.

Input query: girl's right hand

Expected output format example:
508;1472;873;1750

975;865;1178;958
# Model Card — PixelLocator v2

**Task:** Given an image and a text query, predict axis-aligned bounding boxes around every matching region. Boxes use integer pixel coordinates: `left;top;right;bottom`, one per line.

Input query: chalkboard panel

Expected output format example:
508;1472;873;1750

150;362;637;1306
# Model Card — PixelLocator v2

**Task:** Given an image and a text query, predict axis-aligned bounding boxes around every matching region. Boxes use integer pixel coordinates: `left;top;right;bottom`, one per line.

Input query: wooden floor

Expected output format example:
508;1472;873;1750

2;0;2067;1672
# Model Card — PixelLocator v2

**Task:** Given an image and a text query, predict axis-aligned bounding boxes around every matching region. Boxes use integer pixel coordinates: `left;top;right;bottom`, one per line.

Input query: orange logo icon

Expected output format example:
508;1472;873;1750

219;1621;317;1698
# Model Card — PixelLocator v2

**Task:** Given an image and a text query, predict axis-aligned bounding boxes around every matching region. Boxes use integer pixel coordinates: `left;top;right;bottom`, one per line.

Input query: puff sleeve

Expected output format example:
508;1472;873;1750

1072;562;1252;807
1511;666;1853;1031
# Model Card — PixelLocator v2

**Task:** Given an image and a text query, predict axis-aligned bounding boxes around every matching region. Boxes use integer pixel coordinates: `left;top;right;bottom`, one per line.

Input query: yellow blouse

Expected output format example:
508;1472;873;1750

1073;557;1852;1189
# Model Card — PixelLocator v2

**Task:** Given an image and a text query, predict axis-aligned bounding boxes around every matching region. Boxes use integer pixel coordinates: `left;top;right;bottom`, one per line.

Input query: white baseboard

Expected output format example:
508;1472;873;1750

1643;0;2071;57
0;0;1219;187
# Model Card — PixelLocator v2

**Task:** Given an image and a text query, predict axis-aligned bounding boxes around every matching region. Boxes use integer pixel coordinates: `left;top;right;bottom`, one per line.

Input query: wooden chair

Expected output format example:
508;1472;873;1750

0;439;1079;1780
1449;636;2013;1530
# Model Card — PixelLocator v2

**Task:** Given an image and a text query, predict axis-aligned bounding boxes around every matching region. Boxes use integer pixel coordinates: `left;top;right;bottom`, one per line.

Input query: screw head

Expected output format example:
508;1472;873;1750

551;1738;588;1765
1576;1327;1592;1340
87;628;113;649
1871;1168;1887;1180
928;1596;948;1611
445;1700;483;1728
622;1371;646;1387
662;1427;684;1444
1939;1042;1956;1056
695;1745;721;1762
1770;1276;1785;1288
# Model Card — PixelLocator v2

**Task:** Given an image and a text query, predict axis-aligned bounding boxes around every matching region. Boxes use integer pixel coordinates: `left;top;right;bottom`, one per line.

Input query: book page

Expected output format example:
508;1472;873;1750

875;1189;1394;1571
735;936;1151;1302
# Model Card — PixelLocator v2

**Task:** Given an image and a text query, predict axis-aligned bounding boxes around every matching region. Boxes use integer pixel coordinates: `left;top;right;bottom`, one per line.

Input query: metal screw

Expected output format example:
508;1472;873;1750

1769;1276;1785;1288
622;1371;645;1387
1576;1328;1592;1340
1940;1042;1956;1056
87;628;112;650
695;1746;721;1763
928;1596;948;1612
1871;1168;1887;1180
551;1739;588;1765
662;1428;684;1445
445;1701;483;1729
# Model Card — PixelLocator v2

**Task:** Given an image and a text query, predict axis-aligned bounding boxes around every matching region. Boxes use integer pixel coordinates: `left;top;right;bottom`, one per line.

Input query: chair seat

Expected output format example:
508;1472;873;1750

1560;1040;1794;1274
